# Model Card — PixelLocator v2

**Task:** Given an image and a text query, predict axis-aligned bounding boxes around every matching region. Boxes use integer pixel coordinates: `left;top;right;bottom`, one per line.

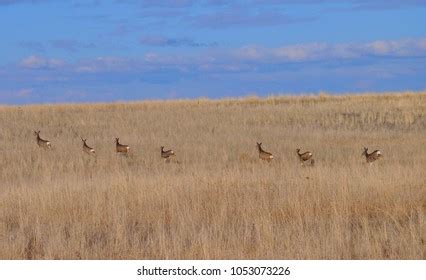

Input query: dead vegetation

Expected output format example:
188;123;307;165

0;92;425;259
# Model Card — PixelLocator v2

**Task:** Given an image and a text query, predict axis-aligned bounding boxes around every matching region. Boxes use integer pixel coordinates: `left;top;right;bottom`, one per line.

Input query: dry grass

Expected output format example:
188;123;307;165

0;92;425;259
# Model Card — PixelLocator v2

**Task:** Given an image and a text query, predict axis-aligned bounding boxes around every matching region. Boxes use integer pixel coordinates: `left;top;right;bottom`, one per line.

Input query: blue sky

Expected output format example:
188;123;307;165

0;0;425;104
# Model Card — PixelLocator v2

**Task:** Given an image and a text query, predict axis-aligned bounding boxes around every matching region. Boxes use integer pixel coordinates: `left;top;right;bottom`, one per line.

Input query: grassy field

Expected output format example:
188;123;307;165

0;92;425;259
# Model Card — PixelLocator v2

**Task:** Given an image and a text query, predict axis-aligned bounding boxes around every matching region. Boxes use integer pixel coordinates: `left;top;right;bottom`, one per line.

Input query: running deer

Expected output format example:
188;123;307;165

115;138;130;155
362;147;382;165
81;138;95;155
34;130;51;149
161;146;175;162
296;148;314;166
257;142;273;162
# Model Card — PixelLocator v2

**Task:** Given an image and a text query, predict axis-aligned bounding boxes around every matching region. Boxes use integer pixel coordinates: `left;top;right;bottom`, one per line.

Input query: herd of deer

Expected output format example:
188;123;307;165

35;130;177;162
34;130;383;165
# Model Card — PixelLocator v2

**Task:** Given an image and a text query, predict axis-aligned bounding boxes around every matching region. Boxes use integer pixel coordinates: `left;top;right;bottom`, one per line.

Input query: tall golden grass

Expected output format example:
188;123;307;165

0;92;425;259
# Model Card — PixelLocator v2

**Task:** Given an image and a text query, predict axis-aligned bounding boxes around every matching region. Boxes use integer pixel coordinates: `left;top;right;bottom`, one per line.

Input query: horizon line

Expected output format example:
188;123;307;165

1;90;425;108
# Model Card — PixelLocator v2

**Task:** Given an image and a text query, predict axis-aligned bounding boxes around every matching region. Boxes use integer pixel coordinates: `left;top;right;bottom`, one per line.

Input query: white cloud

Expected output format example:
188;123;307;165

16;88;33;97
75;56;134;73
14;37;426;77
20;55;64;69
234;45;266;60
233;37;426;63
0;88;34;100
274;43;329;61
362;38;426;56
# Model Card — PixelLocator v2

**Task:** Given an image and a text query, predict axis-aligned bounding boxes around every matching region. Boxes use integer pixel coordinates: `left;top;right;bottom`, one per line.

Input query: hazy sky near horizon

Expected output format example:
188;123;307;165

0;0;425;104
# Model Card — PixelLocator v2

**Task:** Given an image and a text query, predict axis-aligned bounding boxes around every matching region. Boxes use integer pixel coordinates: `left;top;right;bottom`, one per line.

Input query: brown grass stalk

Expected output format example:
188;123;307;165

0;92;425;259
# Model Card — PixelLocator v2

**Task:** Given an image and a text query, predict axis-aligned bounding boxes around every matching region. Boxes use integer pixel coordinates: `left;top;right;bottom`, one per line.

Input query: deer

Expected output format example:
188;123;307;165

257;142;273;162
81;138;95;155
362;147;382;165
161;146;175;162
115;138;130;155
34;130;51;149
296;148;314;166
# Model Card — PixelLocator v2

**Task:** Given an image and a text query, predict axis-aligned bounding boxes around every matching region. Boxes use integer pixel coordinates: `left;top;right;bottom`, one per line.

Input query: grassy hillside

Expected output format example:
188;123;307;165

0;92;425;259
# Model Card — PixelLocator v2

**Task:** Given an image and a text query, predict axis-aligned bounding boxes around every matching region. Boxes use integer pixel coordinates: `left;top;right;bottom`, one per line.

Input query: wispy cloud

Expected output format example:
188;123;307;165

117;0;316;29
119;0;426;9
140;35;218;47
116;0;195;8
72;0;101;8
15;87;33;97
50;39;95;52
74;56;135;73
4;37;426;103
233;38;426;63
16;37;426;74
348;0;426;10
191;9;316;29
19;55;65;69
251;0;426;11
108;24;130;37
19;41;46;52
19;39;95;53
0;0;47;5
140;0;194;7
0;87;34;104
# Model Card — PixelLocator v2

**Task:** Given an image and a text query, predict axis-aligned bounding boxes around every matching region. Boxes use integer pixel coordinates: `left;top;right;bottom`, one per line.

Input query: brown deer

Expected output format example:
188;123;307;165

362;147;382;165
296;148;314;166
81;138;95;155
34;130;51;149
115;138;129;155
161;146;175;162
257;142;273;162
